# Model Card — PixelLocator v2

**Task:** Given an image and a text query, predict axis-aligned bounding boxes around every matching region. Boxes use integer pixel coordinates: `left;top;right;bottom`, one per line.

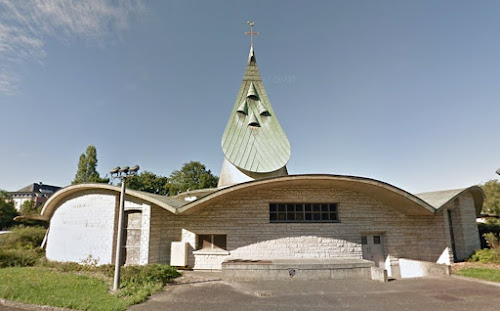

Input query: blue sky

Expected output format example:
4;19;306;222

1;0;499;194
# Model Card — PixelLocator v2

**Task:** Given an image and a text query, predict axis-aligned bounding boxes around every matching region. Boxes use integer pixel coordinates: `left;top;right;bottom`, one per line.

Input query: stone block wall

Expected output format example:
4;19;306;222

154;183;453;270
444;193;480;261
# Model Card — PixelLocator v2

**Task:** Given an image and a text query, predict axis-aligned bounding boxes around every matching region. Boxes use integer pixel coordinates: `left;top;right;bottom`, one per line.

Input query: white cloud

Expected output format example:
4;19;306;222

0;0;145;95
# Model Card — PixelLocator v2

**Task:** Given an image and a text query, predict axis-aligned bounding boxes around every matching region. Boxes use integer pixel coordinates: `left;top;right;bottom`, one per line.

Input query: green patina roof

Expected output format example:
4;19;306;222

221;47;291;173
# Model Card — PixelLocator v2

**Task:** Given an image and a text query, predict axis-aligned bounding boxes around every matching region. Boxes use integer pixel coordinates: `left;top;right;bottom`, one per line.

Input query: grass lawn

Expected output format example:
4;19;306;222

0;267;134;311
455;267;500;283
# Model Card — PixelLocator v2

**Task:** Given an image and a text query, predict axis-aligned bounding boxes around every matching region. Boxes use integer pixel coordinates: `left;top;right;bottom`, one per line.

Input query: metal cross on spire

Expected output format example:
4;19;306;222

244;21;260;48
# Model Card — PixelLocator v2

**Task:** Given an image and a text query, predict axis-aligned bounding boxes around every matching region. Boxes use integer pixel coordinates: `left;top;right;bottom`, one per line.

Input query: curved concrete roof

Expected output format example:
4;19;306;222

415;186;484;215
40;183;184;220
38;175;483;222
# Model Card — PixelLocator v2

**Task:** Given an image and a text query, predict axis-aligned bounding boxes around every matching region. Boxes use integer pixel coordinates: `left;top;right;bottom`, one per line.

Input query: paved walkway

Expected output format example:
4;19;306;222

129;271;500;311
1;272;499;311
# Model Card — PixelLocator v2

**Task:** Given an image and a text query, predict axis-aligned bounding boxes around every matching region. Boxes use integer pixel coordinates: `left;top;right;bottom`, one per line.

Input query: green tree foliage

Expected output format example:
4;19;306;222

19;200;34;215
168;161;219;195
0;190;18;230
72;146;109;184
18;200;43;216
481;179;500;216
126;171;170;195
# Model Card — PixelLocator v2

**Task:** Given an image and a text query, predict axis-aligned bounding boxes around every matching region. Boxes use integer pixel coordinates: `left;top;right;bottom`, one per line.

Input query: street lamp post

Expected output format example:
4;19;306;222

110;165;139;291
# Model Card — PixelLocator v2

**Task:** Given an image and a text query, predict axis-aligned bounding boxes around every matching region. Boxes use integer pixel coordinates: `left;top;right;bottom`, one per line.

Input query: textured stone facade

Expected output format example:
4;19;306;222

45;182;480;273
147;183;466;271
442;193;480;261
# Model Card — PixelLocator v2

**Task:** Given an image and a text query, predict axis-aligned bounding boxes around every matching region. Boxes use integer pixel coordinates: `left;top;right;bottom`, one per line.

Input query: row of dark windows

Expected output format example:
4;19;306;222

269;203;339;223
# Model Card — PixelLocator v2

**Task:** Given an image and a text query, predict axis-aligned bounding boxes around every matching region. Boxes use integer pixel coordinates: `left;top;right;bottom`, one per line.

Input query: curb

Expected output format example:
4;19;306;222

0;298;77;311
451;275;500;287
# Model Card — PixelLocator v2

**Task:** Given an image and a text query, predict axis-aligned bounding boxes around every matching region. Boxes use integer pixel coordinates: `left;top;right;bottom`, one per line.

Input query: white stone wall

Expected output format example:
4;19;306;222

46;191;152;266
156;184;453;270
46;191;118;265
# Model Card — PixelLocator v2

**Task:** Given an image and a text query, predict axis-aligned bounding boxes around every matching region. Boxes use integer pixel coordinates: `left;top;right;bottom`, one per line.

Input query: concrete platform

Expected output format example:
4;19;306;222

222;258;377;281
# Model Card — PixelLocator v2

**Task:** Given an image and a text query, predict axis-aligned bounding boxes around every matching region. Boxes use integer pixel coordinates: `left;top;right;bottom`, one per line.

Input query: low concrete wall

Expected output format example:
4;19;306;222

398;258;451;278
371;266;388;282
222;259;374;281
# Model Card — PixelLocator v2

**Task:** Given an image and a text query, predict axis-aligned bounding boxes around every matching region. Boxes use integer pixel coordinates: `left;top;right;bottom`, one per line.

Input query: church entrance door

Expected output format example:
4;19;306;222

361;234;385;267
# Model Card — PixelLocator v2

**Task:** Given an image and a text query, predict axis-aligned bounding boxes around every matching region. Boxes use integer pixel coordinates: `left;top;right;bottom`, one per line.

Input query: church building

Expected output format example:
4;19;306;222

40;26;482;280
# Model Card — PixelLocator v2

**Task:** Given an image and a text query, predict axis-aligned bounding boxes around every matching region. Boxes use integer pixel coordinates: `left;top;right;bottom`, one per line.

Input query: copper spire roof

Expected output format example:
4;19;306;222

221;46;291;173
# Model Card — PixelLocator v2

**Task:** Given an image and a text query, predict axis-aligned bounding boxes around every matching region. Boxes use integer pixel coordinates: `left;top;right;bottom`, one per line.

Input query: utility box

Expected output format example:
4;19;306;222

170;242;188;267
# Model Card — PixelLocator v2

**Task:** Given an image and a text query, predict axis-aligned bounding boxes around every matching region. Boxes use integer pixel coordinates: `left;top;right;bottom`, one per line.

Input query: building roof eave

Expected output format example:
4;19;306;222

41;183;180;220
415;186;484;216
177;174;437;215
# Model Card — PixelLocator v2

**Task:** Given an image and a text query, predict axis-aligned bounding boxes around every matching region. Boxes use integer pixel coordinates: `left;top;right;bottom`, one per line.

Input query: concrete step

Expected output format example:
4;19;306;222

222;258;379;281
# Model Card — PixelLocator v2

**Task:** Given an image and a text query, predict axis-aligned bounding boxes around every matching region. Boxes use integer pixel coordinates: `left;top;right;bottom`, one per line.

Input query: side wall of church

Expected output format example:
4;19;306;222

46;191;157;266
46;191;118;265
156;184;452;270
443;193;480;261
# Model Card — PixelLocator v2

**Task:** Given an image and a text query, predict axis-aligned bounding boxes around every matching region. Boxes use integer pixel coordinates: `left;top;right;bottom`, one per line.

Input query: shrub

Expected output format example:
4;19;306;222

119;264;181;286
0;226;46;250
0;199;18;230
0;226;46;268
114;264;181;303
478;223;500;248
484;232;500;249
0;248;44;268
469;248;500;263
40;261;180;289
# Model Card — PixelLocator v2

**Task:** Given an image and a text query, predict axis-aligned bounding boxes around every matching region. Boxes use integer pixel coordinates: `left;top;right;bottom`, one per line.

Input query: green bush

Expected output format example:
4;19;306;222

0;199;18;230
0;248;44;268
41;261;180;288
0;226;46;268
484;232;500;249
469;248;500;263
0;226;47;250
478;223;500;248
119;264;181;286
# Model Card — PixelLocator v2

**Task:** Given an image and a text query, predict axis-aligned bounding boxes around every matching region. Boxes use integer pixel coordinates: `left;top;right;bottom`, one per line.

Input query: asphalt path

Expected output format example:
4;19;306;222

129;272;500;311
1;272;499;311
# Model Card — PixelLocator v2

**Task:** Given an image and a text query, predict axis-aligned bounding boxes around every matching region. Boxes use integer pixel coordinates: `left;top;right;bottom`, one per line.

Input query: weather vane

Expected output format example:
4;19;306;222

244;21;260;48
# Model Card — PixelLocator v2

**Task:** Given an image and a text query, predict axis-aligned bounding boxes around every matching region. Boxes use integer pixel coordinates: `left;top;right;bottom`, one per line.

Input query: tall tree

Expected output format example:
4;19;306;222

168;161;219;195
72;145;109;184
0;190;18;230
481;179;500;216
126;171;170;195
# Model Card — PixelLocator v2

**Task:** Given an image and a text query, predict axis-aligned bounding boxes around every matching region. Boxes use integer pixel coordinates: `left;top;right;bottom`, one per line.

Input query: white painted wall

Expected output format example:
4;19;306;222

46;193;117;265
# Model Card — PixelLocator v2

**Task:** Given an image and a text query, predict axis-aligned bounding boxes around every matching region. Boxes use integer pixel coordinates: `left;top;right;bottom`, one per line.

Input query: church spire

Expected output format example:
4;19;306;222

218;23;290;187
